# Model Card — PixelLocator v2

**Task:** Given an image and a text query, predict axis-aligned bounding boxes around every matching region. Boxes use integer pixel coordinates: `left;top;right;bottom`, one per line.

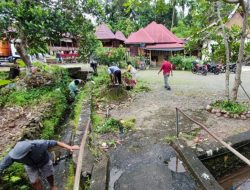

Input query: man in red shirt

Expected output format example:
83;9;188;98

158;59;173;90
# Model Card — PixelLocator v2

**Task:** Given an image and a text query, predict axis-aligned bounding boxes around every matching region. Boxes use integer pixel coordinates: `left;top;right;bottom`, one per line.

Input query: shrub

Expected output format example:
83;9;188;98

40;90;68;139
0;72;8;79
0;79;11;86
0;62;70;188
169;55;196;70
94;118;121;134
211;100;248;114
94;45;126;67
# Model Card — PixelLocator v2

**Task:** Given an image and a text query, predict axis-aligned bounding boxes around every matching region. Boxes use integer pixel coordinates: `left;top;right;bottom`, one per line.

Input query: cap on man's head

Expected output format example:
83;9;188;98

9;141;32;159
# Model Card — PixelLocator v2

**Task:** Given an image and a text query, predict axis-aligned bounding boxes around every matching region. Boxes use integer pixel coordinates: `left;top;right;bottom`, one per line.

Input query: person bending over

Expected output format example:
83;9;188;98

0;140;79;190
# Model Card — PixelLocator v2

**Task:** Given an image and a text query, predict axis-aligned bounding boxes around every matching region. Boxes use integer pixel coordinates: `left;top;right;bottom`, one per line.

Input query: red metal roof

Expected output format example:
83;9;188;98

115;31;127;41
95;24;115;40
125;28;154;44
125;21;184;47
157;24;184;44
146;43;184;50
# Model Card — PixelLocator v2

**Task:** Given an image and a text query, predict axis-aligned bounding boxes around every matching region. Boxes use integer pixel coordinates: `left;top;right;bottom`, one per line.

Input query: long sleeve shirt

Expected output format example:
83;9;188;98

68;80;79;97
0;140;57;174
108;66;120;74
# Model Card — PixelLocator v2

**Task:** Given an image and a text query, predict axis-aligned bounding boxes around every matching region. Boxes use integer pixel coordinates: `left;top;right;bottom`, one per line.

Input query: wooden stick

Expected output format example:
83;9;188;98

73;119;91;190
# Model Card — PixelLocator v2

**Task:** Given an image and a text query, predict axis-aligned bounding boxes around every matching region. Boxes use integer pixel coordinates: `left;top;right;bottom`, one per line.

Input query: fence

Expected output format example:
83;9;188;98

175;108;250;166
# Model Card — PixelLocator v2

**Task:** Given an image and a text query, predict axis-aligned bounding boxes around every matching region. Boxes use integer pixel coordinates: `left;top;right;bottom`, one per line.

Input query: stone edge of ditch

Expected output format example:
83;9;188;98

196;130;250;159
71;96;109;190
173;139;224;190
72;98;95;187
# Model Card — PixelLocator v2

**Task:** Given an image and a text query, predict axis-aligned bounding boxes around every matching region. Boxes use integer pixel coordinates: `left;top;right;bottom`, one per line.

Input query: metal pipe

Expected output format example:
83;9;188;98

176;108;179;138
176;108;250;166
73;119;91;190
240;84;250;100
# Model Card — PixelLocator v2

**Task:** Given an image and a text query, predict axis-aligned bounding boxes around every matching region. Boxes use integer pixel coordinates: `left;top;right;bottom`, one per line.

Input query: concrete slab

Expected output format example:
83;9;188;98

173;139;223;190
108;130;200;190
90;156;109;190
55;63;93;72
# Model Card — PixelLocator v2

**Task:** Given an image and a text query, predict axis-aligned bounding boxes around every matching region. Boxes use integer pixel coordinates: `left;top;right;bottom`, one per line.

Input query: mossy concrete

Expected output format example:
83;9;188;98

173;139;223;190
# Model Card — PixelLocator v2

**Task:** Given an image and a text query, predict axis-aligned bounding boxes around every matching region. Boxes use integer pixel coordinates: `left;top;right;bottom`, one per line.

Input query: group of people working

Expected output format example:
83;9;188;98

69;57;173;99
107;61;137;86
0;57;173;190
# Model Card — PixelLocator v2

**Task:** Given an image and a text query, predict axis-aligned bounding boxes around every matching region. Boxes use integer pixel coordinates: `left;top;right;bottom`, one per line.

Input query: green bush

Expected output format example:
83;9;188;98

122;118;136;131
94;45;126;67
169;55;196;70
2;163;31;190
0;79;11;86
94;118;121;134
40;90;68;139
127;56;140;68
6;87;51;107
0;72;8;80
211;100;248;114
0;63;70;188
1;62;70;107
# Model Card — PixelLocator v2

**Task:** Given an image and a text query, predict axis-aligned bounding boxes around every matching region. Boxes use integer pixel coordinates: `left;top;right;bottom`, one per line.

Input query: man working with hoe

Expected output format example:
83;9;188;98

0;140;79;190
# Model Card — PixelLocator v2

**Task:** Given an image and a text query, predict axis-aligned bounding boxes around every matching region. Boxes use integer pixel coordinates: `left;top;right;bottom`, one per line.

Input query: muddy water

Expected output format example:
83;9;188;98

218;167;250;190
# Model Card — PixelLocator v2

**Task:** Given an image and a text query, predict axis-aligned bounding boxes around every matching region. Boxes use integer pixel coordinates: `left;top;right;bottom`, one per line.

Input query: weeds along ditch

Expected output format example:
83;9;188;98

0;62;76;189
0;65;151;189
90;67;150;136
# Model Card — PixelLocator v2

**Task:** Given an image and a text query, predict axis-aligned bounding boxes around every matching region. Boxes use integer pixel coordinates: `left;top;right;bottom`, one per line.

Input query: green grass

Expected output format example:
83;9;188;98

0;72;8;79
163;135;177;144
211;100;248;114
66;161;76;190
94;118;121;134
0;63;71;189
121;118;136;131
0;79;11;86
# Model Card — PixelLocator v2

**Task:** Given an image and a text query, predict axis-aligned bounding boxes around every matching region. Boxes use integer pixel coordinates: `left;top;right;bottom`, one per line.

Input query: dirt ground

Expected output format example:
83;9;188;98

110;70;250;145
0;103;52;155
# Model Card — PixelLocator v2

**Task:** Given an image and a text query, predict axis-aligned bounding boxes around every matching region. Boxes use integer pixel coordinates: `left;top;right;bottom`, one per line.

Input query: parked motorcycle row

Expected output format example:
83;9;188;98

192;61;236;76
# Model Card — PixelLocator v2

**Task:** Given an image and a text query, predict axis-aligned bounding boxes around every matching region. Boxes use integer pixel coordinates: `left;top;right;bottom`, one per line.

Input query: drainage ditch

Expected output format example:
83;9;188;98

200;141;250;190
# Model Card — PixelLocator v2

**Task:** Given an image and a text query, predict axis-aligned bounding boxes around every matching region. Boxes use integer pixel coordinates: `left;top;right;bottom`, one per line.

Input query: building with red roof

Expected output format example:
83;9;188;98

125;21;184;66
95;24;126;47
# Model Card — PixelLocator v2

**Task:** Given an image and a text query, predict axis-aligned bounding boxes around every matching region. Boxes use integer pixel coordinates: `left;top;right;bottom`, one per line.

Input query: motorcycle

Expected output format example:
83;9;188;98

192;62;208;76
205;62;222;75
221;63;237;73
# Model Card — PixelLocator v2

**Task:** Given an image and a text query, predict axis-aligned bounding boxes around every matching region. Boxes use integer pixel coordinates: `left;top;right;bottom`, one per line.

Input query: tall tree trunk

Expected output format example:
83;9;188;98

171;0;176;31
231;1;249;101
14;39;32;71
216;1;230;99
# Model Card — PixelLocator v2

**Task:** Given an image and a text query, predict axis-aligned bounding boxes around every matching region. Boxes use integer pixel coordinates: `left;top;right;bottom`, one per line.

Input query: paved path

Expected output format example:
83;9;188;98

108;69;250;190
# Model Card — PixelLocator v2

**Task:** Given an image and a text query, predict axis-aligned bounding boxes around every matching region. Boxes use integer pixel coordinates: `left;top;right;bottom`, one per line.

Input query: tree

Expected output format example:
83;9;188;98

0;0;97;70
0;1;54;69
216;1;230;99
229;0;249;101
95;0;174;33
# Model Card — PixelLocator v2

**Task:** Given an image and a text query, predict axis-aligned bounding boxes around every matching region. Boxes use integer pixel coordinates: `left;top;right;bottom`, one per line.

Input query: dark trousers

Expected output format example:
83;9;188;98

91;63;97;74
114;70;122;84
